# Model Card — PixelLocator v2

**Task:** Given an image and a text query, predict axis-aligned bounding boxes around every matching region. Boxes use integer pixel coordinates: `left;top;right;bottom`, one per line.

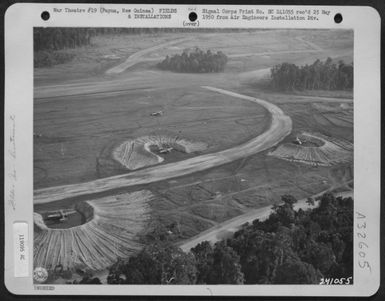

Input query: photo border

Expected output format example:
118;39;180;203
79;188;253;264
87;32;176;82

3;2;381;297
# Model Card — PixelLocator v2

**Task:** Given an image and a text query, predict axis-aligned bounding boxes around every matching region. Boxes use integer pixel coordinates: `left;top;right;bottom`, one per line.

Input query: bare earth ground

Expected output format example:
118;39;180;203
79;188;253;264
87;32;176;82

34;29;353;272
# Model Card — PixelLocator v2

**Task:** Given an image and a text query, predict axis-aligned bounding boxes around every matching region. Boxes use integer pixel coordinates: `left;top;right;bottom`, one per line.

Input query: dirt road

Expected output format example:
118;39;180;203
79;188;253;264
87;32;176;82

179;189;353;251
105;37;191;74
34;86;292;204
104;34;324;75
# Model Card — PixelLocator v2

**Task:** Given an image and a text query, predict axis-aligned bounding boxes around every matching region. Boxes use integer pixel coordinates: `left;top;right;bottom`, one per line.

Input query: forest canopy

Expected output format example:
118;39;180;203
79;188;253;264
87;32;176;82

270;58;353;91
157;48;228;73
34;28;199;52
33;28;231;69
33;28;249;52
103;193;353;285
34;28;93;52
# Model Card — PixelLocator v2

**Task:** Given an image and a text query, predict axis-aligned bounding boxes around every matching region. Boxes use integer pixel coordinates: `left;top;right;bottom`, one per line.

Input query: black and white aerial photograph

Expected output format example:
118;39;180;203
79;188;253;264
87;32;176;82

33;28;354;285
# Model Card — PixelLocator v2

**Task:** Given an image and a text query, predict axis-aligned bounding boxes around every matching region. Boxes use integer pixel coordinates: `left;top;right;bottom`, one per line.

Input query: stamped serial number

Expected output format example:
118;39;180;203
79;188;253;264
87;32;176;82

34;285;55;290
320;277;353;285
356;211;371;272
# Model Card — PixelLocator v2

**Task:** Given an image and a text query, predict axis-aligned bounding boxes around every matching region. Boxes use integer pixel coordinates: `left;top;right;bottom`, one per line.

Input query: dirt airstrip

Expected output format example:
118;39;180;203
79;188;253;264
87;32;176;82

34;29;353;273
34;86;292;204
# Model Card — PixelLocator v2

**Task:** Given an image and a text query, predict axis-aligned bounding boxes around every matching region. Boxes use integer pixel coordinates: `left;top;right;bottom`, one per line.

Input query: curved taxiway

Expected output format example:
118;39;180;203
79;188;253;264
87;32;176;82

34;86;292;204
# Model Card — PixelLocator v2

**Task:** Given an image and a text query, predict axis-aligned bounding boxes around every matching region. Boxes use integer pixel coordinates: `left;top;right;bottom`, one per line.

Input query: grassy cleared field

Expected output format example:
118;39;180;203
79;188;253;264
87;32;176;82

34;29;353;272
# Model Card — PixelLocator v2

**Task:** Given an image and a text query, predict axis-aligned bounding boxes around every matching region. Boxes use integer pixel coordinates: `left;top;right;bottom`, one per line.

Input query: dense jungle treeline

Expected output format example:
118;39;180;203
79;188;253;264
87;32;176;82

33;28;256;52
270;58;353;91
157;48;228;73
34;28;184;51
73;193;352;285
33;28;231;68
